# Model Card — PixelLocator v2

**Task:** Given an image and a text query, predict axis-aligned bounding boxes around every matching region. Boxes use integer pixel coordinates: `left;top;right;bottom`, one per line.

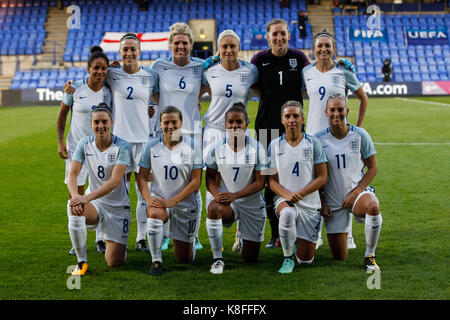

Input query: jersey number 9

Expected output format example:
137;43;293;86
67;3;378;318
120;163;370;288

319;86;326;100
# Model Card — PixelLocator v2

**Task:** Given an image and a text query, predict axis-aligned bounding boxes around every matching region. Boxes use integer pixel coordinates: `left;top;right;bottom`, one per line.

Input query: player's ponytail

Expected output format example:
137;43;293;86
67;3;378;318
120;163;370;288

88;45;110;67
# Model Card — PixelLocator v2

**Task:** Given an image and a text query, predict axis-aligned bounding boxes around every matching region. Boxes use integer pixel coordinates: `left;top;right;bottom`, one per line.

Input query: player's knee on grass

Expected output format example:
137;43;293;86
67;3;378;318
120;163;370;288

327;233;348;261
242;240;261;263
105;242;126;267
173;240;193;264
295;239;316;262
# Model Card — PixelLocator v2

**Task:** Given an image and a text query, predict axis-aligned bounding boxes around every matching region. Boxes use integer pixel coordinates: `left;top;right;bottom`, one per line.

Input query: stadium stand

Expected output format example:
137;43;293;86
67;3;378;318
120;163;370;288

335;13;450;82
0;4;47;56
4;0;450;90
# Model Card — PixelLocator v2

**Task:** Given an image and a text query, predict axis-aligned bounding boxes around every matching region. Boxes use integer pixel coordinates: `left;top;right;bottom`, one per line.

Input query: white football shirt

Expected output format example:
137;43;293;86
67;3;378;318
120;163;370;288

315;125;376;211
303;63;361;135
139;135;203;211
268;133;327;209
72;134;131;207
206;136;268;204
106;66;159;143
151;57;204;135
62;78;112;153
202;60;258;130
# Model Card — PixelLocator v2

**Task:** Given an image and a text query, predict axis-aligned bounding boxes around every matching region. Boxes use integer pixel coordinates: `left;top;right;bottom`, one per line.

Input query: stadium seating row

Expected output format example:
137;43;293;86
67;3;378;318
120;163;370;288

63;0;311;61
0;7;46;55
10;68;88;90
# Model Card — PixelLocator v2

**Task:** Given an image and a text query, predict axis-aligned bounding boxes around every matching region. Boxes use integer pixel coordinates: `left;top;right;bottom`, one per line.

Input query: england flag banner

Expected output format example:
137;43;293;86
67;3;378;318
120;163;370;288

100;32;170;51
406;29;448;45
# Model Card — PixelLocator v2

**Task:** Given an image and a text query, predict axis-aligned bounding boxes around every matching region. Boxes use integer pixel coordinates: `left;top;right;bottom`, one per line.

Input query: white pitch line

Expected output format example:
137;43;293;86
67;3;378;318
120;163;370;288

374;142;450;146
395;97;450;107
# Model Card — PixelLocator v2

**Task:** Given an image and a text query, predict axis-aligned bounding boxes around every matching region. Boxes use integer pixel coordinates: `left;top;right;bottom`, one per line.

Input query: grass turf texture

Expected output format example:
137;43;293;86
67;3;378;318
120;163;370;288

0;97;449;300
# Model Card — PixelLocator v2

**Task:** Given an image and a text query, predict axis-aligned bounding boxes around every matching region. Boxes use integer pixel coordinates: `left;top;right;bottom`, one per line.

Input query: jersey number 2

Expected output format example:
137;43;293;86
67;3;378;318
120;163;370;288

126;86;133;100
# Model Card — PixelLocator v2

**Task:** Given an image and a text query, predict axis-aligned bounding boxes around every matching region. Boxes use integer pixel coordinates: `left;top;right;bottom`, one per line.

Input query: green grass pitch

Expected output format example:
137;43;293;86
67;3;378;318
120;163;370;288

0;96;449;300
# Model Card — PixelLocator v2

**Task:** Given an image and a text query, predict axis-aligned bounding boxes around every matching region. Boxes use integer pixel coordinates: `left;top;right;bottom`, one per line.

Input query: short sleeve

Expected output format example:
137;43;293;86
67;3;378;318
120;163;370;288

72;136;89;164
143;66;160;93
116;141;131;166
266;140;278;175
243;60;259;85
138;139;157;169
202;69;210;86
190;136;204;170
254;141;269;171
310;136;327;165
62;93;73;106
342;67;362;92
62;79;83;106
205;143;218;170
356;127;376;159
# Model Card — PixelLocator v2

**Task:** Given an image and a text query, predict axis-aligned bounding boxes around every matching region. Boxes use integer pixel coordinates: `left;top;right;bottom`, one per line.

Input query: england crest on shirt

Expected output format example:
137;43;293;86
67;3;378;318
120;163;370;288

349;139;360;153
332;74;346;88
289;58;298;70
192;66;201;78
108;152;116;163
240;74;248;84
140;76;149;87
302;147;312;160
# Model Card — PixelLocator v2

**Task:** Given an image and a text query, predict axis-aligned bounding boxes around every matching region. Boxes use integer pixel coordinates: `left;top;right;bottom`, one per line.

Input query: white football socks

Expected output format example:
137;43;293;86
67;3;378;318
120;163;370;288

136;181;147;242
279;207;297;257
195;190;202;237
147;218;163;262
206;218;223;260
348;213;354;240
68;215;87;263
365;213;382;257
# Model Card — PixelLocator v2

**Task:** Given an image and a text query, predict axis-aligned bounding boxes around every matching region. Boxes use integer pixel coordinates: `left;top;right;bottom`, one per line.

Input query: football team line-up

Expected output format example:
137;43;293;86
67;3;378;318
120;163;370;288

58;18;382;277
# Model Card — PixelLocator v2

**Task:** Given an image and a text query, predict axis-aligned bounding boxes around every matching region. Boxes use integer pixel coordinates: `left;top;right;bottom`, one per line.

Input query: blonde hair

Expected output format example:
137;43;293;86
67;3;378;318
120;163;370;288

217;29;240;48
169;22;194;45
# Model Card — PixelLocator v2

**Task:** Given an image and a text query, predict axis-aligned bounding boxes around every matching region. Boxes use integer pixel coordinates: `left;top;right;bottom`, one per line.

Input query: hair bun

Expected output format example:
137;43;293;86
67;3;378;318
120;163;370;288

90;45;104;54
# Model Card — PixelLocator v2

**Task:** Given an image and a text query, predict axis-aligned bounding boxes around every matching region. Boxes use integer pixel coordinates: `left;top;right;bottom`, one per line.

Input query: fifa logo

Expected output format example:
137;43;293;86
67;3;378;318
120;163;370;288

366;5;382;31
66;5;81;30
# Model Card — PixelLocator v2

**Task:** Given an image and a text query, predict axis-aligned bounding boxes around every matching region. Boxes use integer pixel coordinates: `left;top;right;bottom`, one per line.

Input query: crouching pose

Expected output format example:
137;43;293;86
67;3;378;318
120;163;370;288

205;103;268;274
315;94;382;270
137;106;202;276
67;103;131;275
267;101;328;274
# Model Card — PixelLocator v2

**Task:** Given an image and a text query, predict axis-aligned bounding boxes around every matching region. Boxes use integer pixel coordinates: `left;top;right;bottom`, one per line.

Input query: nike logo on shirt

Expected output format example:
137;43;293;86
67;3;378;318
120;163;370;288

262;63;271;66
153;155;161;158
79;96;87;99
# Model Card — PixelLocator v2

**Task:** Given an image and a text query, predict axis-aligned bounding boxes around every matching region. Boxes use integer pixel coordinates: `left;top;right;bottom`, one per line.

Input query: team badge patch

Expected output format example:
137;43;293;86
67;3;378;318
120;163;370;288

108;153;116;163
349;139;360;152
332;75;345;88
192;67;201;78
140;76;149;87
240;74;248;84
289;59;297;68
302;147;312;160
